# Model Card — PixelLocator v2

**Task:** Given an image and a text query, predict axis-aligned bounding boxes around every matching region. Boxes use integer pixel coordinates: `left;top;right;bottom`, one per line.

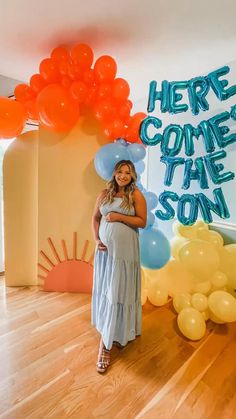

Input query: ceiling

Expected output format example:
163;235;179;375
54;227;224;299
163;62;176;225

1;0;236;104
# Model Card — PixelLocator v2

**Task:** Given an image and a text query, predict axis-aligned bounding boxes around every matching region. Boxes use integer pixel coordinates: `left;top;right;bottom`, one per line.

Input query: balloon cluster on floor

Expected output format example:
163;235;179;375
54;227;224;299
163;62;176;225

94;139;171;270
141;220;236;341
0;43;146;141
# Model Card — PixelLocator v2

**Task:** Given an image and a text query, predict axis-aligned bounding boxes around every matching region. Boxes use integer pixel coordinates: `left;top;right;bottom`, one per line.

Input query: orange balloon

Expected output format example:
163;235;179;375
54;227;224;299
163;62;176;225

118;99;133;121
93;99;115;121
25;99;39;121
126;112;147;143
97;83;112;100
83;69;95;86
71;43;93;69
39;58;60;83
94;55;117;83
30;74;47;94
51;46;70;62
37;84;80;132
0;97;26;138
103;119;126;140
14;84;35;103
67;63;82;80
112;78;130;102
70;81;88;103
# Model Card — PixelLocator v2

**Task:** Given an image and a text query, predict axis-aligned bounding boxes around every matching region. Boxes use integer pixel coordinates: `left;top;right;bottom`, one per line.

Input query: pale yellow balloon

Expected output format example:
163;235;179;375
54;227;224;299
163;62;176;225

172;220;197;239
194;220;209;231
177;308;206;340
144;260;194;297
220;245;236;288
208;290;236;322
147;285;169;307
208;308;225;324
170;237;188;260
210;271;228;290
141;268;148;290
191;293;208;312
202;309;210;321
141;288;148;306
179;239;220;281
197;229;224;249
191;281;212;295
173;293;192;313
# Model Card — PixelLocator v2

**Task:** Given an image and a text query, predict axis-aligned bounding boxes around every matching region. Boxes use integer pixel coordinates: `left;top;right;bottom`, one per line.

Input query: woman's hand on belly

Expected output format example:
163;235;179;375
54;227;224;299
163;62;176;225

105;212;122;222
96;239;107;251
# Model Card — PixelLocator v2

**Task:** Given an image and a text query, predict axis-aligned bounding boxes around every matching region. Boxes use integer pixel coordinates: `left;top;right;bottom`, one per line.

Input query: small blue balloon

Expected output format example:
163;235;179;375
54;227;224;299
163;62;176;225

145;211;155;229
128;143;146;163
139;228;171;269
135;160;145;175
94;143;131;180
115;138;128;146
143;191;158;210
136;182;144;191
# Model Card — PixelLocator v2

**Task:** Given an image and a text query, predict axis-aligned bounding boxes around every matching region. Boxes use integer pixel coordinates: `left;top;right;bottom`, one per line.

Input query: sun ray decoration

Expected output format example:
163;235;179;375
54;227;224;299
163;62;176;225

38;232;94;293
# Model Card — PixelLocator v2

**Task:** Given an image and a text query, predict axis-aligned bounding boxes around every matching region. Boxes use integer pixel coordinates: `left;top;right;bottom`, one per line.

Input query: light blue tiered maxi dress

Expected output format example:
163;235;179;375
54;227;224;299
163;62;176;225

92;197;142;350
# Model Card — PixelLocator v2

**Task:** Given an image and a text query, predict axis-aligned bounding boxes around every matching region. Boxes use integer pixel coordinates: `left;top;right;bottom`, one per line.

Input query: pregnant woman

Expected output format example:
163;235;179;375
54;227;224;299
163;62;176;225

91;160;147;373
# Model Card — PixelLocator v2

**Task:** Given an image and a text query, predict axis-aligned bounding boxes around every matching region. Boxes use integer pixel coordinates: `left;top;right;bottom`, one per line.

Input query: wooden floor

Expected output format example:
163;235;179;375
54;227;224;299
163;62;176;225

1;279;236;419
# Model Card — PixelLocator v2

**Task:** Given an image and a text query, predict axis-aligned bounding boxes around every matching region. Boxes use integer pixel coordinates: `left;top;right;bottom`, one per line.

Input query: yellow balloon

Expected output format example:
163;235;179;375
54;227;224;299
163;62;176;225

170;237;188;260
177;308;206;340
141;268;148;290
191;293;208;312
144;260;194;297
208;308;225;324
219;245;236;288
173;293;192;313
194;220;209;231
191;281;212;295
179;239;220;280
172;220;197;239
210;271;228;290
208;290;236;322
202;309;210;321
147;285;169;307
141;288;148;306
197;229;224;249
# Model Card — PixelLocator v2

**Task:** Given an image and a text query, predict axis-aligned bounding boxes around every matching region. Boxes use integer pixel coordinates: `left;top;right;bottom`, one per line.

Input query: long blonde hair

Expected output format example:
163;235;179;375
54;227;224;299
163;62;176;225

102;160;137;210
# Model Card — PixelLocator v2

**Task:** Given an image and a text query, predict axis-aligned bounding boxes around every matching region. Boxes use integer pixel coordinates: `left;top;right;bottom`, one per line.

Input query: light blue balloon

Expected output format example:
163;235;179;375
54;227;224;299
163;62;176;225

135;160;145;175
115;138;128;146
94;143;131;180
128;143;146;162
143;191;158;210
136;182;144;191
139;228;171;269
145;211;155;229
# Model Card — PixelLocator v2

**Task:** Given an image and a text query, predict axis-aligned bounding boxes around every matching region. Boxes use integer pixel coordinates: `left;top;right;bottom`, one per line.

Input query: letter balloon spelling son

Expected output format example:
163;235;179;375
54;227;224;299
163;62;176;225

140;65;236;225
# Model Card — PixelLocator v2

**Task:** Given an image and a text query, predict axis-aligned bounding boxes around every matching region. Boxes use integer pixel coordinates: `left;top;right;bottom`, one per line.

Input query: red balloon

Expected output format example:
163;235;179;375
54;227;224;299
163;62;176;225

30;74;47;94
61;76;72;89
118;99;133;121
125;112;147;143
94;55;117;83
51;46;70;62
70;81;88;103
14;84;35;103
0;97;26;138
93;99;115;121
39;58;60;83
71;44;93;69
83;69;95;86
112;78;130;102
97;83;112;100
67;63;82;80
84;86;97;107
36;84;80;132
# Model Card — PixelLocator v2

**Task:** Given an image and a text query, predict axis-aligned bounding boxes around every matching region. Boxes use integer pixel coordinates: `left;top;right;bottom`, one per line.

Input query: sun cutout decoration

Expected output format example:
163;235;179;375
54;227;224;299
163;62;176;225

38;232;94;293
